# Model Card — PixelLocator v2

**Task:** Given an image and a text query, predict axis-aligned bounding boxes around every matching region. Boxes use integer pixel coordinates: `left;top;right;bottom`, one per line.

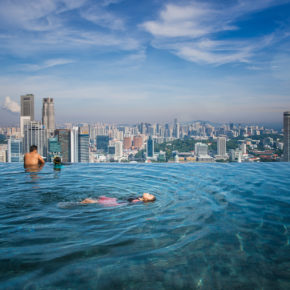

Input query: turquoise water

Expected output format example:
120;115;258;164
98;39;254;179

0;163;289;289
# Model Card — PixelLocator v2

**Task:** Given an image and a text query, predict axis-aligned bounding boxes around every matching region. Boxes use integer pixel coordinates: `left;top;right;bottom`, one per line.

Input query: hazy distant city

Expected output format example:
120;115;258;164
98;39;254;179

0;94;289;164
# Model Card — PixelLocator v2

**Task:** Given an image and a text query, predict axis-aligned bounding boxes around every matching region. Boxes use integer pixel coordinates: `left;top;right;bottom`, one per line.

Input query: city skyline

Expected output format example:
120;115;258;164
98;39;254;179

0;0;290;125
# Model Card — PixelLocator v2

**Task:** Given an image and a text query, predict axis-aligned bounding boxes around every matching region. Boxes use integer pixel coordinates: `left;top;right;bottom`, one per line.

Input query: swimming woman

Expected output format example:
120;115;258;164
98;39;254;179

53;156;63;171
80;193;156;205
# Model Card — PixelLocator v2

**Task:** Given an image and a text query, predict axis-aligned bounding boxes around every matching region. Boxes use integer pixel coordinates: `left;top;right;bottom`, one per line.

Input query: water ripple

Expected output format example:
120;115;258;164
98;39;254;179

0;163;289;289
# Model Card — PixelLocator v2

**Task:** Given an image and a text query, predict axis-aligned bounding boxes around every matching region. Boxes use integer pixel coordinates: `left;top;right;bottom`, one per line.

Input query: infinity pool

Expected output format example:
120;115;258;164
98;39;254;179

0;163;289;289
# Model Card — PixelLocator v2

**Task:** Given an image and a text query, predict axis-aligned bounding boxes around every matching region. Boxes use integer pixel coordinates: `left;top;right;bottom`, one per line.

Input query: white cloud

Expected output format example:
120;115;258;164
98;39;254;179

0;0;141;56
2;96;20;113
80;5;125;31
141;1;289;65
21;59;75;71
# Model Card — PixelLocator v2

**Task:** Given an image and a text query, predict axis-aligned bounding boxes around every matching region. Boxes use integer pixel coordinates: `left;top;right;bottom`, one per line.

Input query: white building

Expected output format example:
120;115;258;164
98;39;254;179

42;98;55;137
70;126;79;163
217;137;227;157
23;121;47;157
115;141;123;160
195;142;214;162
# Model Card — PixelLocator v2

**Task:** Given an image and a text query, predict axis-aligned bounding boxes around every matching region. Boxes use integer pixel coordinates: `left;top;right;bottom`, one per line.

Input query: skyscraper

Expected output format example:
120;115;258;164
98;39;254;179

146;136;154;158
115;141;123;159
48;137;61;161
21;94;34;119
20;94;34;137
79;132;89;163
96;135;109;152
217;137;227;157
173;118;180;138
7;138;23;162
283;111;290;162
42;98;55;136
70;127;79;163
23;121;47;157
123;136;132;150
55;129;71;162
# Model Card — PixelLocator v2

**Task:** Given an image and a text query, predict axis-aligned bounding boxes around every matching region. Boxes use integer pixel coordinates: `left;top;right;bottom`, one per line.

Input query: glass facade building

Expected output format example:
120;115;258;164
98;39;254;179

55;129;71;162
96;135;109;152
79;134;89;163
8;138;23;162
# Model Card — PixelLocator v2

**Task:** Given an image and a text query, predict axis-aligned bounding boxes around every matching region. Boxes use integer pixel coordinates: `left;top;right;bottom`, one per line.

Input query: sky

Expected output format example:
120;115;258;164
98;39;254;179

0;0;290;127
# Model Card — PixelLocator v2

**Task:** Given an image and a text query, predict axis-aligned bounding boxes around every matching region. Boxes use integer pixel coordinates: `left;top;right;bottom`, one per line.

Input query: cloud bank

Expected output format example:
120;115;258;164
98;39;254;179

2;96;20;113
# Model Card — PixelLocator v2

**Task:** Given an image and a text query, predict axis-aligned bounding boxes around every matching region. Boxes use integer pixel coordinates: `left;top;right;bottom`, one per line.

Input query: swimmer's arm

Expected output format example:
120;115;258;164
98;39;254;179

80;198;98;204
38;154;45;165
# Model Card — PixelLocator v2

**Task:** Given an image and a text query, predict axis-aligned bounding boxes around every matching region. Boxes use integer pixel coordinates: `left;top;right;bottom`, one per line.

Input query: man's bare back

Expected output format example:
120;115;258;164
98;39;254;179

24;145;45;168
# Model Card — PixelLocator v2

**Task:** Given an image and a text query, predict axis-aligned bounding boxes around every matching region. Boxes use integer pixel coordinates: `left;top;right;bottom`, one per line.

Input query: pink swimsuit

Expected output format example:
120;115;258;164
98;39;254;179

97;196;120;206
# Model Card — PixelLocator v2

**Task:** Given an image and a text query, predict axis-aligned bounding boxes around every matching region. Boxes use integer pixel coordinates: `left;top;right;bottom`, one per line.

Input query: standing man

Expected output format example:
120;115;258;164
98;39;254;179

24;145;45;169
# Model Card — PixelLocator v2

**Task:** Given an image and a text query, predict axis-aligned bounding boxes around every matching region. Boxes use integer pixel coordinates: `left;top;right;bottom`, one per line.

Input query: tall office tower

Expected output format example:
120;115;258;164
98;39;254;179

146;136;154;158
115;141;123;159
55;129;71;162
70;127;79;163
79;132;89;163
133;135;143;149
23;121;47;157
7;138;23;162
48;137;61;161
156;123;160;136
123;136;132;150
20;94;35;137
173;118;180;138
96;135;109;152
283;111;290;161
21;94;34;119
42;98;55;136
240;143;247;155
217;137;227;157
164;123;171;137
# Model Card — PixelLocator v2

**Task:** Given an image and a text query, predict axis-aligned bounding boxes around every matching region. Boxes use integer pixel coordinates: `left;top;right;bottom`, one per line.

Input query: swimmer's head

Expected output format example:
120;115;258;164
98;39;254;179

30;145;37;152
53;156;61;164
142;193;156;202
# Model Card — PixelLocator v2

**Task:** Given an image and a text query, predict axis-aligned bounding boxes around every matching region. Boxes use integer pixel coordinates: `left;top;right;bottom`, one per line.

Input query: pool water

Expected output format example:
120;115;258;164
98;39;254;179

0;163;289;289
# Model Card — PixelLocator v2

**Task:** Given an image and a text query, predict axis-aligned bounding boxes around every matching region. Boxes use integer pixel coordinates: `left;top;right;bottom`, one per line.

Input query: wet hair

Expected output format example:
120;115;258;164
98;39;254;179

144;196;156;202
30;145;37;152
53;156;62;164
127;197;138;203
127;196;156;203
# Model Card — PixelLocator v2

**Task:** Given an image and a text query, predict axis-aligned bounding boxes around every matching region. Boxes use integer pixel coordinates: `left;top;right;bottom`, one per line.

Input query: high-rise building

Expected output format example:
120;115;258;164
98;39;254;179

42;98;55;136
133;135;143;149
123;136;132;150
21;94;34;120
115;141;123;159
96;135;109;152
146;136;154;157
70;127;79;163
55;129;71;162
20;94;35;137
283;111;290;162
79;133;89;163
173;118;180;138
48;137;61;161
217;137;227;157
164;123;171;137
240;143;247;155
7;138;23;162
23;121;47;157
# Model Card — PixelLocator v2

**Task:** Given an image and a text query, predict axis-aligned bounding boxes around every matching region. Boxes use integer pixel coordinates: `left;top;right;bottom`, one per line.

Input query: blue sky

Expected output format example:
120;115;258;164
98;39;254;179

0;0;290;126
